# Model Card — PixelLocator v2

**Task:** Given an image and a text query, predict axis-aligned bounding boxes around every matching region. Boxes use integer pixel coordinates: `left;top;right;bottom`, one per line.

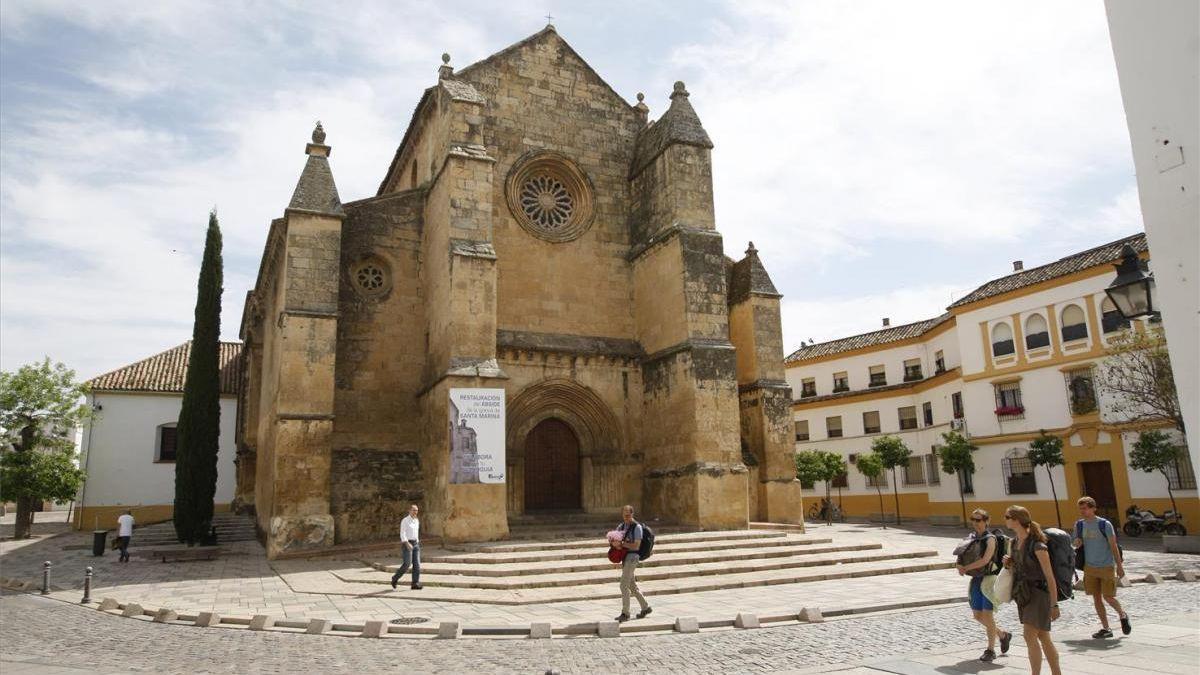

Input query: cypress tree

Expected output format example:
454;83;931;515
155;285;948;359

174;210;223;545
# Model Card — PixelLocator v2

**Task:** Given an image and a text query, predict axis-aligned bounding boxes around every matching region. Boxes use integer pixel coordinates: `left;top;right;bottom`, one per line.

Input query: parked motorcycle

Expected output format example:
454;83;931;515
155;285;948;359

1123;504;1187;537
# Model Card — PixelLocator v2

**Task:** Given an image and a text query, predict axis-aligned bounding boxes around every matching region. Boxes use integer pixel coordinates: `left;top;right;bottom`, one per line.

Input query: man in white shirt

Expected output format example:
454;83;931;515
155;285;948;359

116;510;134;563
391;504;422;590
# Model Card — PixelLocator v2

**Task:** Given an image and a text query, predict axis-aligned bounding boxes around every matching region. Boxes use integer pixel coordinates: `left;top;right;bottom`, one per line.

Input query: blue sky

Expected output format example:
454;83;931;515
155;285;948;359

0;1;1141;378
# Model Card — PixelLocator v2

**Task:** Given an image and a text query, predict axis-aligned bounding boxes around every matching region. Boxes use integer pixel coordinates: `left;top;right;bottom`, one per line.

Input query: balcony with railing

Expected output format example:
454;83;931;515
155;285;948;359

800;382;817;398
903;365;923;382
868;373;887;387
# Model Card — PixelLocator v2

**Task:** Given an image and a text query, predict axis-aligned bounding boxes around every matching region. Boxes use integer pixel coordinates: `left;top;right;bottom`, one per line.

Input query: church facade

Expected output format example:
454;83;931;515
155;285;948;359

236;27;802;558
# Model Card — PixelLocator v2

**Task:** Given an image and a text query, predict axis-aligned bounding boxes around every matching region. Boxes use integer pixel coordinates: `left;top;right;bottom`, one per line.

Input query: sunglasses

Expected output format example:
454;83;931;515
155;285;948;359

970;517;987;522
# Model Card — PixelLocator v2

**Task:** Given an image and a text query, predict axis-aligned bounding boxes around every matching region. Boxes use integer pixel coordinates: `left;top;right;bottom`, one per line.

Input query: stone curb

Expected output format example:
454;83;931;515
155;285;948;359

10;574;1195;640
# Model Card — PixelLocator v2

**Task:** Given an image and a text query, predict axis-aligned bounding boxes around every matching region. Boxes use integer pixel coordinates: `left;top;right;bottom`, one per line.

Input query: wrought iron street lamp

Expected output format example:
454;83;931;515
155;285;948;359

1104;243;1159;319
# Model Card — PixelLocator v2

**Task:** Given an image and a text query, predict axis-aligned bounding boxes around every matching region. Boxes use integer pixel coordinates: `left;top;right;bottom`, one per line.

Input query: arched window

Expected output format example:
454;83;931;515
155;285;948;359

1024;313;1049;350
1100;297;1129;334
1061;304;1088;342
991;322;1015;357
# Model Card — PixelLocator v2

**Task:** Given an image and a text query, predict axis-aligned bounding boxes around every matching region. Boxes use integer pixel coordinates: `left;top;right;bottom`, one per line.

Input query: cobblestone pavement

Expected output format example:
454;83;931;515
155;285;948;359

2;582;1198;673
2;521;1197;629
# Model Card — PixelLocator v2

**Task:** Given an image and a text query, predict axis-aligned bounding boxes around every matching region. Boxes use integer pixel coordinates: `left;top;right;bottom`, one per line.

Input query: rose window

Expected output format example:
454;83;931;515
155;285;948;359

356;265;385;291
519;175;574;231
350;259;390;297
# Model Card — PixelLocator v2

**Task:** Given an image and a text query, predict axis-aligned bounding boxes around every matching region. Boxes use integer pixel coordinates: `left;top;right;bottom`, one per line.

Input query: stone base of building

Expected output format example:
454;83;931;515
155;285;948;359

267;514;334;558
758;479;805;526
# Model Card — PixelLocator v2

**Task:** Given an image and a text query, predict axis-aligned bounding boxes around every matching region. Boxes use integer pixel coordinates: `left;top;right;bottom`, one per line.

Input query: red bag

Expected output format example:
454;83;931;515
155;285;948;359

607;547;624;564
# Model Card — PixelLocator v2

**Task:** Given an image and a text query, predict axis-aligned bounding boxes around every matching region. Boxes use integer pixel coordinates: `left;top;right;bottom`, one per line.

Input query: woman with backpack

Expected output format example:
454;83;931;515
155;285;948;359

1002;505;1062;675
955;509;1012;662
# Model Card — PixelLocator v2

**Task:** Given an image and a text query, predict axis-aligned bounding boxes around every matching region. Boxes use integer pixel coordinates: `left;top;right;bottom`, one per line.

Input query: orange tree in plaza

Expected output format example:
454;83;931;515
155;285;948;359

795;449;845;526
871;435;912;525
937;431;976;527
855;452;888;530
1028;432;1066;529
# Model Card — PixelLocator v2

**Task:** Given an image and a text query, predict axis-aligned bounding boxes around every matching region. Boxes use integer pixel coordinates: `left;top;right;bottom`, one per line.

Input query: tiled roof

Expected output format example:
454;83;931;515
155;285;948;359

948;233;1147;308
87;341;243;396
785;314;953;364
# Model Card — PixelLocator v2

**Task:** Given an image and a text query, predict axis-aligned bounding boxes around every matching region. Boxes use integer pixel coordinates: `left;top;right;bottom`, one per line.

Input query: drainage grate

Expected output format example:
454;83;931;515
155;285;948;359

390;616;430;625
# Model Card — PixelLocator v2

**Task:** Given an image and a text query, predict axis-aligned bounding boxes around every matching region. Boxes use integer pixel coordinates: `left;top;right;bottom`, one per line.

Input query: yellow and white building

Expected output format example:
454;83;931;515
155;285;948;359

786;233;1198;527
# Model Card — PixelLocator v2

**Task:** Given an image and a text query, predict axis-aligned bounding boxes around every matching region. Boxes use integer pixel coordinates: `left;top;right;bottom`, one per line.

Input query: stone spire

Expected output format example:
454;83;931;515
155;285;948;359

728;241;781;305
629;80;715;178
288;121;344;216
439;52;453;80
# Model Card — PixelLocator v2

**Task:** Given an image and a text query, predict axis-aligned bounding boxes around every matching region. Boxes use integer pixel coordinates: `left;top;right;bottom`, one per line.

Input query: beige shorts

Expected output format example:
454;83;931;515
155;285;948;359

1083;565;1117;597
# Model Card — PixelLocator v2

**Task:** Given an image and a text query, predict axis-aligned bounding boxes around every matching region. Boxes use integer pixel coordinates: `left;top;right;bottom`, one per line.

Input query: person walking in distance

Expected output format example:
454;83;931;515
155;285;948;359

956;509;1012;662
115;510;134;563
1073;496;1130;638
391;504;422;590
1003;506;1062;675
614;504;651;622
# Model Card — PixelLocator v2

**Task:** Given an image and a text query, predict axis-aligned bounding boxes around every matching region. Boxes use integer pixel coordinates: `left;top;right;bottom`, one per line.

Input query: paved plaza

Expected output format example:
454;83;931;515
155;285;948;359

2;520;1198;630
2;583;1198;673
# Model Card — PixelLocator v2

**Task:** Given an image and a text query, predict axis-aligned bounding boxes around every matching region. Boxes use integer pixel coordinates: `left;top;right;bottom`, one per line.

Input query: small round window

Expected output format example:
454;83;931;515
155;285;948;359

350;258;390;297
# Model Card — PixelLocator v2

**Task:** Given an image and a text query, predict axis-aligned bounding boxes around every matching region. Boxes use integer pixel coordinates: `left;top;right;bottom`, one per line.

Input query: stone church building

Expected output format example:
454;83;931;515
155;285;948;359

236;27;802;558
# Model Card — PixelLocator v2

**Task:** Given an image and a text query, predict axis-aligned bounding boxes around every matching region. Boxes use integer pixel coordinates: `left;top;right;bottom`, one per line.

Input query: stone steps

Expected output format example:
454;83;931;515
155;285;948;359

379;542;883;578
341;555;954;604
127;514;257;546
444;529;790;555
364;548;934;589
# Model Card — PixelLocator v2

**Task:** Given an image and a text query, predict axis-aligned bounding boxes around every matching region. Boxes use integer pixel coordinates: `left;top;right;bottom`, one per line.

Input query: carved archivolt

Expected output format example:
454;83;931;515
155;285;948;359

504;151;595;243
506;378;622;461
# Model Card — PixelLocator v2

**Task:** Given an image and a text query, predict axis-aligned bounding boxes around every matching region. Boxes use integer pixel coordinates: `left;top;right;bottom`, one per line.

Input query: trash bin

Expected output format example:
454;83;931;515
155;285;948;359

92;530;108;556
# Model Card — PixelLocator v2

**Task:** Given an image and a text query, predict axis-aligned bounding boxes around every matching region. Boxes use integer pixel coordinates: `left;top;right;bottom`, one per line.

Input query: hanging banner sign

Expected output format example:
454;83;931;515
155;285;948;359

448;388;506;484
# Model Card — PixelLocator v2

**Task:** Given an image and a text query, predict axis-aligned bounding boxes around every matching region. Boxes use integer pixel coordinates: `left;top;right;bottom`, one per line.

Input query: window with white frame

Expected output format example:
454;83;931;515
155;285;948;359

868;364;887;387
1061;304;1088;342
826;416;843;438
832;371;849;393
156;423;178;462
795;420;809;442
992;322;1015;357
1024;313;1050;350
800;377;816;398
862;410;881;434
903;358;923;382
994;381;1024;419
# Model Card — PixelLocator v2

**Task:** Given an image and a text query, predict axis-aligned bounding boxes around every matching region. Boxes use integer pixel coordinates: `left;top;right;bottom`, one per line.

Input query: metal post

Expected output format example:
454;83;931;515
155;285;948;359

81;567;93;604
41;561;51;595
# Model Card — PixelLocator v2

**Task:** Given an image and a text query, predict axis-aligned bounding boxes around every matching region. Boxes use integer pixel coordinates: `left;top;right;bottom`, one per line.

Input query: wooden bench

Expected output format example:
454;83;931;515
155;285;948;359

154;547;222;563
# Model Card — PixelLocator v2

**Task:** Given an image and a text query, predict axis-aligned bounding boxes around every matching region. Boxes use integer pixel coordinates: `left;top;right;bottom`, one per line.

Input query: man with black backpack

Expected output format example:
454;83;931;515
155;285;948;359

1073;496;1130;639
614;504;652;622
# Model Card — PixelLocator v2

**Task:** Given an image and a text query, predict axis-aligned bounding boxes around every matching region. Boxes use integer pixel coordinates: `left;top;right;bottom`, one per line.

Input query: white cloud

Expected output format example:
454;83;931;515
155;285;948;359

782;283;965;352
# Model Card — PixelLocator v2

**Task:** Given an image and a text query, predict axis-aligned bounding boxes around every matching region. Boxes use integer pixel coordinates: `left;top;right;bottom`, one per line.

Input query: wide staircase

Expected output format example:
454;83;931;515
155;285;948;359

126;512;258;548
346;514;952;605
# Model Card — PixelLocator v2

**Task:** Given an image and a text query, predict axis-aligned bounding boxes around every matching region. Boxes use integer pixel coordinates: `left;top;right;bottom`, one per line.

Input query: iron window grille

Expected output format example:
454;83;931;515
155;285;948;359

869;373;887;387
935;353;946;374
1064;368;1098;416
958;469;975;494
903;456;926;485
898;407;918;430
866;472;888;489
1167;453;1198;491
1002;452;1038;495
926;453;941;485
801;381;817;398
903;365;924;382
952;392;964;419
922;402;934;427
994;382;1024;420
833;374;849;393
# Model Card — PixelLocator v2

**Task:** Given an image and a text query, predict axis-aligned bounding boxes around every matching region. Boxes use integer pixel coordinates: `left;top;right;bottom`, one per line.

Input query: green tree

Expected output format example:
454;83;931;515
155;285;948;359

872;435;912;525
795;450;845;525
0;359;91;539
1130;430;1186;516
855;452;887;530
938;431;977;526
174;211;223;545
1028;431;1065;528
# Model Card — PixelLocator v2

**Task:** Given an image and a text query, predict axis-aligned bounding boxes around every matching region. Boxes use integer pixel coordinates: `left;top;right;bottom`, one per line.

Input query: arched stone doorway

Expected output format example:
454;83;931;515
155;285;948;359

523;418;581;510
